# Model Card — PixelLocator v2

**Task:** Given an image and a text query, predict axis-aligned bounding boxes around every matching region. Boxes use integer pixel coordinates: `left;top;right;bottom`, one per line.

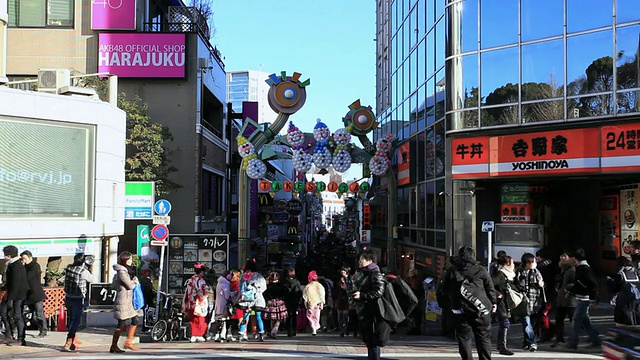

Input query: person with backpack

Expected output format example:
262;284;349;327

609;256;640;326
492;255;516;356
567;248;601;350
515;253;545;352
554;253;576;346
437;246;496;360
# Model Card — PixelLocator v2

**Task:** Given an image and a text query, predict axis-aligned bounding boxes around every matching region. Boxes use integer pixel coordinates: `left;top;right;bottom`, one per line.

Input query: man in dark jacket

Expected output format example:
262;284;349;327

567;248;600;349
437;246;496;360
351;249;389;360
2;245;28;346
20;251;47;338
283;268;303;337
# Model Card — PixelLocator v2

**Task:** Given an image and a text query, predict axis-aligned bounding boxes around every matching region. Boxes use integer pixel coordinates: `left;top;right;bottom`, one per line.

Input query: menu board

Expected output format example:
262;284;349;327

620;187;639;255
167;234;229;294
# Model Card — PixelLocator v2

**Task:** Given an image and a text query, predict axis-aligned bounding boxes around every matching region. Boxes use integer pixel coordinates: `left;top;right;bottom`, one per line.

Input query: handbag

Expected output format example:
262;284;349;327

505;282;526;309
193;296;208;317
132;283;145;310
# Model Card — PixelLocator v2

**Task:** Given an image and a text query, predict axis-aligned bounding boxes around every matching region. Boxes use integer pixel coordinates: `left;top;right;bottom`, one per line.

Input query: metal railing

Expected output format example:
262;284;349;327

143;7;224;69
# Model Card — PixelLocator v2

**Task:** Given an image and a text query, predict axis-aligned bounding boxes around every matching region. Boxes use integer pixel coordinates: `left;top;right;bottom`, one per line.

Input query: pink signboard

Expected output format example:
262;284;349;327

91;0;136;30
98;33;186;78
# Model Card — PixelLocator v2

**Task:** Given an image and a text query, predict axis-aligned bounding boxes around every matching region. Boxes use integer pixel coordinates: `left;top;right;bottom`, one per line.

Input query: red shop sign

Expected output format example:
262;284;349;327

451;136;490;178
489;128;600;176
600;123;640;173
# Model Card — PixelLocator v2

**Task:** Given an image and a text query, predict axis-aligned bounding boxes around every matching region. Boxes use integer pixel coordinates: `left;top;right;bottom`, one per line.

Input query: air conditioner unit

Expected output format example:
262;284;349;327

37;69;71;94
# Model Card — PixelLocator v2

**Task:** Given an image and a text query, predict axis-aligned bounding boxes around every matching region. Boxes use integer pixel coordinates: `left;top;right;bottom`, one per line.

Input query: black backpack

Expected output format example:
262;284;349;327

452;270;491;317
615;270;640;325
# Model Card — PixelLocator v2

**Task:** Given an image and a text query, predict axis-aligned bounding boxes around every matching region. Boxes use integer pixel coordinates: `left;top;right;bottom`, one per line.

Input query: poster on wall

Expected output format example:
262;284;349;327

500;183;531;223
620;187;639;255
167;234;229;295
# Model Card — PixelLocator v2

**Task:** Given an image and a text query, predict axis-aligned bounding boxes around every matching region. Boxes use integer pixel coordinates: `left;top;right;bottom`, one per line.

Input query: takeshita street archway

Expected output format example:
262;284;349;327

236;73;397;270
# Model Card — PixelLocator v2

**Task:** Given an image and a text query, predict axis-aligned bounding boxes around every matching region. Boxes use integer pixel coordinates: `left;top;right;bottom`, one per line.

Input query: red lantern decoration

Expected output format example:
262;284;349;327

259;179;271;192
327;181;338;192
305;181;316;193
283;180;294;192
349;182;360;193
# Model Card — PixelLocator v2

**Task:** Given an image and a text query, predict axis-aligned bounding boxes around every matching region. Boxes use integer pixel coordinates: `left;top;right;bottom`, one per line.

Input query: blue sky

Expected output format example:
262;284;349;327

211;1;376;135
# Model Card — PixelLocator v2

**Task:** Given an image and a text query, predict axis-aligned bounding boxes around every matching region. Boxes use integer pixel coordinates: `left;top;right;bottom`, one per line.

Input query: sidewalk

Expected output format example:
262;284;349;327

0;326;607;359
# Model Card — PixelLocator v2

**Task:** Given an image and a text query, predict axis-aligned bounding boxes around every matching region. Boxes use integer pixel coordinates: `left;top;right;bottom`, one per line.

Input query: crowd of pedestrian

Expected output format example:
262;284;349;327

2;242;638;360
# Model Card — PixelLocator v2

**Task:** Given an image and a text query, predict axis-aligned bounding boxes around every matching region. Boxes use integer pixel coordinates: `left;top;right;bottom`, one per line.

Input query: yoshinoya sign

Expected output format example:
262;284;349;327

98;33;186;78
91;0;136;30
489;128;600;176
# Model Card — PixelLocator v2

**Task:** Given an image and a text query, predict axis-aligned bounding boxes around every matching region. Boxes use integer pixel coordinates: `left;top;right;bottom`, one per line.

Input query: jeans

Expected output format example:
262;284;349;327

0;301;14;337
522;315;536;346
65;298;84;338
454;313;492;360
27;301;46;333
555;306;575;342
337;310;349;335
367;345;381;360
239;311;264;334
568;301;600;347
1;300;25;340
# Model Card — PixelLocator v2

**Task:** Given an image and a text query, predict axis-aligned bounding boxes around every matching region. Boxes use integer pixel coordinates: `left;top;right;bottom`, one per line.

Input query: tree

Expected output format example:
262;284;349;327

74;75;181;195
187;0;216;40
119;95;181;195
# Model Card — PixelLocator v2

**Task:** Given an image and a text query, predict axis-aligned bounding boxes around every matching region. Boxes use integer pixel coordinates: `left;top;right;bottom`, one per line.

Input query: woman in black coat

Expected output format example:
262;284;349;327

492;255;516;356
20;251;47;337
609;256;640;326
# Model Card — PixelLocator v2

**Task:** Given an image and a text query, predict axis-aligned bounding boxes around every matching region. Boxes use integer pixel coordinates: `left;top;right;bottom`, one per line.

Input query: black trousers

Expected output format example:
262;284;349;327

1;300;25;341
454;313;492;360
555;306;575;342
285;306;297;335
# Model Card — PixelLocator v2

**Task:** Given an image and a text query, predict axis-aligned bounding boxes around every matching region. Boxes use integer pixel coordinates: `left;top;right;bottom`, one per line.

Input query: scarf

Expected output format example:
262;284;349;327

2;257;20;285
499;264;516;281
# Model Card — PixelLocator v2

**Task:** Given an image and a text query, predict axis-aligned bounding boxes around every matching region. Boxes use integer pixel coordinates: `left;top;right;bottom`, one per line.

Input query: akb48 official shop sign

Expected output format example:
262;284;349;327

451;123;640;178
98;33;186;78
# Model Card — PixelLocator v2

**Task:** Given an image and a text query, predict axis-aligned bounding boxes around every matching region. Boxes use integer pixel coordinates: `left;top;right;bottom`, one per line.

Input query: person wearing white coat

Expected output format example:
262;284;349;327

211;274;237;342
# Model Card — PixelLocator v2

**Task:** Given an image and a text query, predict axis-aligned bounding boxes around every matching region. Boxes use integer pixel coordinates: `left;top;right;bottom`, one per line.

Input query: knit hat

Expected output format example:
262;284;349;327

308;270;318;283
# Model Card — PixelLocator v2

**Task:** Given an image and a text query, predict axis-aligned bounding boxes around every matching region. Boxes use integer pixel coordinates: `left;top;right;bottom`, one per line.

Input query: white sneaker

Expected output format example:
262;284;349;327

227;335;237;342
190;336;197;343
212;334;220;341
197;336;206;342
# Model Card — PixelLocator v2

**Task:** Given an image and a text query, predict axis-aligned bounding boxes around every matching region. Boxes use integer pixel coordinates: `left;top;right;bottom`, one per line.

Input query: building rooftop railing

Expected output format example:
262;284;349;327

144;6;224;70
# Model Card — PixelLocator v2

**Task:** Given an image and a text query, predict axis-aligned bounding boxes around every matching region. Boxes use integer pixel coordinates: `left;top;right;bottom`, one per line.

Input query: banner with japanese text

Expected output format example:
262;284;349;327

489;128;600;176
601;123;640;173
451;137;489;178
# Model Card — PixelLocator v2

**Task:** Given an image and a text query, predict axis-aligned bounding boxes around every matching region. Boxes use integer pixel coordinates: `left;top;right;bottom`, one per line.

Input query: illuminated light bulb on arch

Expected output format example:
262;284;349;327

357;114;368;124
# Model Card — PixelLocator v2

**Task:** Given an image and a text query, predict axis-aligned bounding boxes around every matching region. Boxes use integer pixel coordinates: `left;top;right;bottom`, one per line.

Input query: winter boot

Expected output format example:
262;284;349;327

497;325;514;355
110;329;124;353
123;325;139;351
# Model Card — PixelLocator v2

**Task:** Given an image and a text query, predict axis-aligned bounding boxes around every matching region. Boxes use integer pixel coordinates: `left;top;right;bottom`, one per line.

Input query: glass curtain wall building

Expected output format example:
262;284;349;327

374;0;448;278
376;0;640;278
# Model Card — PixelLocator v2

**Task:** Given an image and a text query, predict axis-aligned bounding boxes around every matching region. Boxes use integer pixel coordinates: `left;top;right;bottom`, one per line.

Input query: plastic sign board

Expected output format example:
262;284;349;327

151;224;169;241
150;240;168;247
481;221;495;232
154;199;172;216
125;182;154;219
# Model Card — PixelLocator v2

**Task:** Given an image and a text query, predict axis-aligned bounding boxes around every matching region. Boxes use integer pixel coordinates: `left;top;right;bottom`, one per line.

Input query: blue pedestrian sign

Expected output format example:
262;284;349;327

154;199;172;216
481;221;494;232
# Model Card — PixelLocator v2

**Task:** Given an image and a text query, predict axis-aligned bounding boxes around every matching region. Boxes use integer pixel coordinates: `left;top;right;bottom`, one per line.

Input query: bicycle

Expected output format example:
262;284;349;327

150;291;187;342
